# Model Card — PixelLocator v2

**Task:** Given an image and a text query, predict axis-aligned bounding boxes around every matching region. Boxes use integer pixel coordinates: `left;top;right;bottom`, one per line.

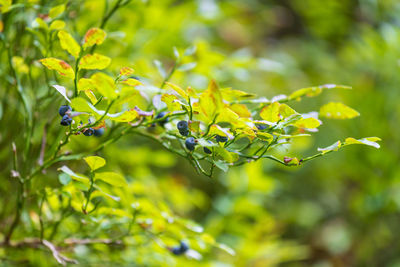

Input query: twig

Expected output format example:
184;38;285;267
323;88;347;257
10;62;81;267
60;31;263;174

42;240;78;266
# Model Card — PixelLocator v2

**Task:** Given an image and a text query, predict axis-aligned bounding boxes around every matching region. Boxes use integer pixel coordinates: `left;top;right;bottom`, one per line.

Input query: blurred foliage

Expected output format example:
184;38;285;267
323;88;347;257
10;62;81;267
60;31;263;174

0;0;394;266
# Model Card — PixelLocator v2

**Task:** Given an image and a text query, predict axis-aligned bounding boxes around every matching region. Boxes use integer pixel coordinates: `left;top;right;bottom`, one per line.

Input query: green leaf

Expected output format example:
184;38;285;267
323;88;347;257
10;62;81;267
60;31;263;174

49;4;65;19
214;160;229;172
58;165;89;184
215;147;238;163
320;102;360;119
84;156;106;171
58;173;71;185
215;243;235;256
95;172;127;187
318;141;341;154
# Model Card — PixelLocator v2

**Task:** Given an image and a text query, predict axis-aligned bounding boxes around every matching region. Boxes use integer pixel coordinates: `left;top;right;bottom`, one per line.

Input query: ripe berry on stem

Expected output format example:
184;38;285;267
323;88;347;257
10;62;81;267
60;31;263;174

59;105;71;117
177;120;189;136
185;137;197;151
60;114;72;126
83;128;94;136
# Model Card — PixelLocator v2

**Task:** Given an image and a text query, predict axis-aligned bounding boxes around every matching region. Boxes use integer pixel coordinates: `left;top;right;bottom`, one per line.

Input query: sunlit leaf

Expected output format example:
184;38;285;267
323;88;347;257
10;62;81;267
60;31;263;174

95;172;127;187
39;57;74;79
161;94;182;111
260;102;280;122
317;141;341;154
230;104;251;118
119;67;135;76
84;156;106;171
82;27;106;49
344;137;381;149
220;88;256;101
90;72;117;99
292;117;321;129
109;109;139;122
121;78;142;87
320;102;360;119
199;80;223;122
58;30;81;57
165;82;188;99
79;53;111;70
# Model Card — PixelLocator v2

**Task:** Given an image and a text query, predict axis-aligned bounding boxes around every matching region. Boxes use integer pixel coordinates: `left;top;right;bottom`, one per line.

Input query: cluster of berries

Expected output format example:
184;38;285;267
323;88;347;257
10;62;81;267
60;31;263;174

59;105;72;126
176;120;228;153
58;105;103;137
170;241;189;256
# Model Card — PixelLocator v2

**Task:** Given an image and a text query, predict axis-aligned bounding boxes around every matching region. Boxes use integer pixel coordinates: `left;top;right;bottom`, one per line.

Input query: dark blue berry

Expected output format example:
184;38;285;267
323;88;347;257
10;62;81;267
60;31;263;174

203;146;212;154
179;241;189;253
185;137;197;151
177;120;189;136
256;124;267;130
215;135;228;143
155;112;168;126
171;246;182;255
60;114;72;126
59;105;71;116
83;128;94;136
171;241;189;255
93;128;105;137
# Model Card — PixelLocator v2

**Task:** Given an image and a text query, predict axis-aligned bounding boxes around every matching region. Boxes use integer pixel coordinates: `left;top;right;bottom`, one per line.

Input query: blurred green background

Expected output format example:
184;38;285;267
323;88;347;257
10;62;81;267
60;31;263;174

1;0;399;266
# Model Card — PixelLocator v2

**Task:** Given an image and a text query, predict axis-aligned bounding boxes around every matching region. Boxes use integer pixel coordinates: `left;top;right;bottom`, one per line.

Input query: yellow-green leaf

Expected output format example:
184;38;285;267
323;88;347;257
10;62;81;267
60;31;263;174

121;78;142;87
78;78;95;92
344;137;381;149
90;72;117;99
58;30;80;57
84;156;106;171
70;97;92;113
49;4;65;19
279;104;297;118
320;102;360;119
257;132;273;143
215;147;238;163
95;172;127;187
119;67;135;76
39;57;74;79
79;53;111;70
220;88;256;101
260;102;280;122
49;20;65;30
82;28;106;49
292;117;321;129
161;94;182;111
0;0;12;13
230;104;251;118
165;82;188;99
318;141;341;154
109;109;138;122
199;80;223;122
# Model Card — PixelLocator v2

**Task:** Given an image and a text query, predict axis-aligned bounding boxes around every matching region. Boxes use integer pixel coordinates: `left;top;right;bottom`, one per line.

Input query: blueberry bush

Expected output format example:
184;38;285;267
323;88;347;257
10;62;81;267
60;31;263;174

0;0;381;266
